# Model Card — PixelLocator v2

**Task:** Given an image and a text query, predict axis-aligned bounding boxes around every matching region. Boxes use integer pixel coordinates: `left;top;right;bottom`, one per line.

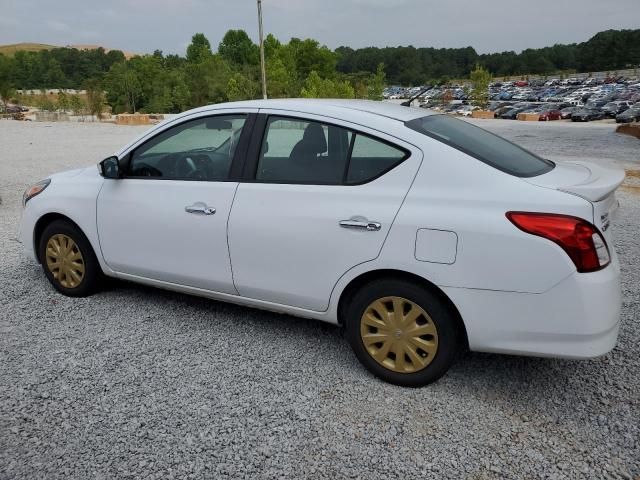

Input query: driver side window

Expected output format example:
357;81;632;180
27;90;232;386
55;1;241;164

128;114;247;181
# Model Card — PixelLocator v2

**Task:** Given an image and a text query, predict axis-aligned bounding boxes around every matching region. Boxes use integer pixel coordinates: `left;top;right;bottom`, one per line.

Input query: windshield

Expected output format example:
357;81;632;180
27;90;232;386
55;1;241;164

405;115;555;177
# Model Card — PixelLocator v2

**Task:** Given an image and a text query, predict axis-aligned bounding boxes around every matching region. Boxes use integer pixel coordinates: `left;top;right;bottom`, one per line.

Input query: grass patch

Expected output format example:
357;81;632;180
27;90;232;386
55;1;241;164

0;43;57;57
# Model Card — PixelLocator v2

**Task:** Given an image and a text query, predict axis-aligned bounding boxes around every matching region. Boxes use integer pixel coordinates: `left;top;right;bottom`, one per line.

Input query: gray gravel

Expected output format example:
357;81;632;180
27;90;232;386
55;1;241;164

1;119;639;479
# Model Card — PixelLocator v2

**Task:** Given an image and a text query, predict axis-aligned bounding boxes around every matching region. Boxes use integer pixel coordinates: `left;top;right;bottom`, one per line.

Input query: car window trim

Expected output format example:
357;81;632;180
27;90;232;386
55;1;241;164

242;113;410;186
341;133;356;184
122;112;255;182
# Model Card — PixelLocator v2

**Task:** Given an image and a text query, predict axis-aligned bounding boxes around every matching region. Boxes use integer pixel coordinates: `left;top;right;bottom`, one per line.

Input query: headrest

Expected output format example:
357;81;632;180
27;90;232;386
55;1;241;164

302;123;327;154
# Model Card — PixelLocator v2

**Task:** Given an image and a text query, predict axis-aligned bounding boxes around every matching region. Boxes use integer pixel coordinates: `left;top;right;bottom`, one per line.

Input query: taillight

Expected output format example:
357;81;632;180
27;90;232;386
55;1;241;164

506;212;610;273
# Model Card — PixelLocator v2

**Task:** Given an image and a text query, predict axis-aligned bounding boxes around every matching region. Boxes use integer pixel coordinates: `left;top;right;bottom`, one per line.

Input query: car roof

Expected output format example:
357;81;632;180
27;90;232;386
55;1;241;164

186;99;433;123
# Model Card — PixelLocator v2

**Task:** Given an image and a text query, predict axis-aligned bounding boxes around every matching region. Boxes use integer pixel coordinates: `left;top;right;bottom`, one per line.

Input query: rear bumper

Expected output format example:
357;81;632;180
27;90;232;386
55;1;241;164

444;260;621;359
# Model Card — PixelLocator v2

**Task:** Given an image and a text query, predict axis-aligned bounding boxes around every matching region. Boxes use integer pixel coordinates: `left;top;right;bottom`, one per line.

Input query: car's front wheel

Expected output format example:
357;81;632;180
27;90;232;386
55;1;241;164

346;279;460;387
38;220;103;297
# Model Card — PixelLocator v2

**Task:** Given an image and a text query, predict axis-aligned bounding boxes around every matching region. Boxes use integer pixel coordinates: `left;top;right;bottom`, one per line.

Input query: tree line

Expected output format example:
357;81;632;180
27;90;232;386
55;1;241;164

0;28;638;114
337;29;640;85
0;31;385;114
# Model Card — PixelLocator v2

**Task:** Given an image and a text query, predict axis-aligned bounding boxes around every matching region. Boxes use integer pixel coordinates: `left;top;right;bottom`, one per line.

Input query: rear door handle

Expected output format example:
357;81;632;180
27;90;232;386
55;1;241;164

185;202;216;215
339;218;381;231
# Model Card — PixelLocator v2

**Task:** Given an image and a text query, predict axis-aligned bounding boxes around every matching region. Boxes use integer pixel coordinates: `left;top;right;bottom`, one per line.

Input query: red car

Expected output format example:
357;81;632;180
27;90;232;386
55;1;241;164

538;109;562;121
514;80;528;87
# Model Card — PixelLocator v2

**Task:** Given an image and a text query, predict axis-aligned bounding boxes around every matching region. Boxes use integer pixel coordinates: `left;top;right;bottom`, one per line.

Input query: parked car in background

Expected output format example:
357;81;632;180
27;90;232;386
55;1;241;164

572;107;606;122
500;106;531;119
5;105;27;114
456;105;479;117
493;105;515;117
385;74;639;122
19;99;624;387
538;108;562;121
602;101;631;118
560;106;579;119
615;107;640;123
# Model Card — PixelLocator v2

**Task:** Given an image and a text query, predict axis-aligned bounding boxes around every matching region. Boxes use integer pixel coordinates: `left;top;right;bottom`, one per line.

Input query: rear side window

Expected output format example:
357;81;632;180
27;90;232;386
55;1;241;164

406;115;554;177
256;116;408;185
257;118;350;184
347;135;407;184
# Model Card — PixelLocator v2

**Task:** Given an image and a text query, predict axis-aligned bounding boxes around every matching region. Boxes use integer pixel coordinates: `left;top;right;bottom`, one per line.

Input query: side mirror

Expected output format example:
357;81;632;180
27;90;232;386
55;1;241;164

99;156;121;179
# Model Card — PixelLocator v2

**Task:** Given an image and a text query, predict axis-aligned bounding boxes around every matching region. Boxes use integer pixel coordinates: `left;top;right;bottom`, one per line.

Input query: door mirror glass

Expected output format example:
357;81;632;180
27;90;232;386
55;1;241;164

99;156;121;179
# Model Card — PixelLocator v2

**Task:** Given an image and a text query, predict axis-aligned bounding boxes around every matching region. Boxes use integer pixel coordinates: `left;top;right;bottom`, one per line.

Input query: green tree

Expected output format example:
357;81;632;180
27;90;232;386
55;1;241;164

57;90;70;112
0;85;15;110
166;69;191;112
300;71;354;98
186;33;213;64
85;79;105;119
367;63;386;100
263;33;282;59
219;30;259;65
185;54;231;106
291;38;337;80
266;57;293;98
469;63;491;110
69;94;86;117
104;62;142;113
0;54;15;109
226;72;259;101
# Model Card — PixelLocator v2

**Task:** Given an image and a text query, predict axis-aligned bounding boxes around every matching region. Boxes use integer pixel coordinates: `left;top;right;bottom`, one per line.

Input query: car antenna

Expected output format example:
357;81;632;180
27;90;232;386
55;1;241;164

401;86;431;107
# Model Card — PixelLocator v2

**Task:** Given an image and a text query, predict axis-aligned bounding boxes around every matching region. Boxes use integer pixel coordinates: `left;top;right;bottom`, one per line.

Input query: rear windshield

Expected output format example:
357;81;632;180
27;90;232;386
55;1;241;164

405;115;555;177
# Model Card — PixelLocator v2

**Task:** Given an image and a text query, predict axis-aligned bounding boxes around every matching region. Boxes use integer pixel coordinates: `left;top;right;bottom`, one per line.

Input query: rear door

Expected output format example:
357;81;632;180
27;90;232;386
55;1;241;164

227;111;422;311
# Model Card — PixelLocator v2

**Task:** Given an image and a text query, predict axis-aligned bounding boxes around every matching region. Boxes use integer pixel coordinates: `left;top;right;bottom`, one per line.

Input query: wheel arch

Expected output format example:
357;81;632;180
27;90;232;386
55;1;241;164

33;212;84;264
336;269;469;349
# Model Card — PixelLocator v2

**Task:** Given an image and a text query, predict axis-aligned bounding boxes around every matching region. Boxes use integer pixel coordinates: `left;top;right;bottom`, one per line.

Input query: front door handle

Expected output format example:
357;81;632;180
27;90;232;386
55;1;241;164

339;218;381;231
185;202;216;215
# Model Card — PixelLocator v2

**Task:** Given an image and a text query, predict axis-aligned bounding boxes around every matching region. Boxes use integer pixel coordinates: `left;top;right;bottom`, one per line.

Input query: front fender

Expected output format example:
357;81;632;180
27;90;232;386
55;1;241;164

19;168;115;275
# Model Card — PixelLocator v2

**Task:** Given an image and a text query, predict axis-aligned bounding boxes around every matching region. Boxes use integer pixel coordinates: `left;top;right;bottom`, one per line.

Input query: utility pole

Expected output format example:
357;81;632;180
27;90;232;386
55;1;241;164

257;0;267;99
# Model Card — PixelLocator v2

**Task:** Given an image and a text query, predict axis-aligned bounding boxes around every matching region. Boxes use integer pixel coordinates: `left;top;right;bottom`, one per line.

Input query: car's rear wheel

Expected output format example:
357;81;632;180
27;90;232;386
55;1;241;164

39;220;102;297
346;279;459;387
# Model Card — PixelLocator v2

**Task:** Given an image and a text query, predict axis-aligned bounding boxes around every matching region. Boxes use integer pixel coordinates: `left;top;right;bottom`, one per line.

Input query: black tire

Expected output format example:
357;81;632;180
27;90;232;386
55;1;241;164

346;279;460;387
38;220;103;297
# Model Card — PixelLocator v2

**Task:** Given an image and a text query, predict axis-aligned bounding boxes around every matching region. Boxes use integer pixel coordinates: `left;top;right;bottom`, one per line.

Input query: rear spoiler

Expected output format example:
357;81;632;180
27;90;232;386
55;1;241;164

526;160;625;203
558;161;626;202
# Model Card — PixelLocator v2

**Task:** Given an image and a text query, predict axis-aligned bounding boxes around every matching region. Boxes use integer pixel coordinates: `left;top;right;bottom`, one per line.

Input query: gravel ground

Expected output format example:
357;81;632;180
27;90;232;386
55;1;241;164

1;119;639;479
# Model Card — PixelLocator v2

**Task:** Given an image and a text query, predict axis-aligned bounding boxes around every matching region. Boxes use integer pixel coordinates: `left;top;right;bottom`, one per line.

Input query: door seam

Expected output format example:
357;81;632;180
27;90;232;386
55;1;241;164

227;182;241;295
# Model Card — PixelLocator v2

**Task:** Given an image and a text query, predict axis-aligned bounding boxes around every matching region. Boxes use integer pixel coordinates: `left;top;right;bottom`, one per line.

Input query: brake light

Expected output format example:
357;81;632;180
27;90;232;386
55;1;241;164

506;212;610;273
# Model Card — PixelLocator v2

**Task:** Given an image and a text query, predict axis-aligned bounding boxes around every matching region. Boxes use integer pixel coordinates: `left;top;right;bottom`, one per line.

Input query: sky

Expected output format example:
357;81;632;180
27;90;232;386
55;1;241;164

0;0;639;55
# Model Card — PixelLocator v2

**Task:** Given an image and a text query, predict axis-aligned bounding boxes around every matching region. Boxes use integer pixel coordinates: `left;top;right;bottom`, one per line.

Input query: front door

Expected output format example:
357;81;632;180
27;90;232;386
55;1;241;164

228;112;422;311
97;112;252;293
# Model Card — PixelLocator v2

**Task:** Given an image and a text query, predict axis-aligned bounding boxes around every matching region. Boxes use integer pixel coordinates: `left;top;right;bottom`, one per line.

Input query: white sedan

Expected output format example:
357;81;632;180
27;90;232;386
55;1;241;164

19;99;624;387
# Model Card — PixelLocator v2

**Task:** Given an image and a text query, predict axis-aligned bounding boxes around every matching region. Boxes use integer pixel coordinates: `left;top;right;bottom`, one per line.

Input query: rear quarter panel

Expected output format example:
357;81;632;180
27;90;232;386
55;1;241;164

376;134;595;294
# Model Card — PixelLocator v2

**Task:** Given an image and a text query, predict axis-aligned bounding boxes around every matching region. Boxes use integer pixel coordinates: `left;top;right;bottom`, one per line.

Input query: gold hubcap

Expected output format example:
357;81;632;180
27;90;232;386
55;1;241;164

45;234;85;289
360;296;438;373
